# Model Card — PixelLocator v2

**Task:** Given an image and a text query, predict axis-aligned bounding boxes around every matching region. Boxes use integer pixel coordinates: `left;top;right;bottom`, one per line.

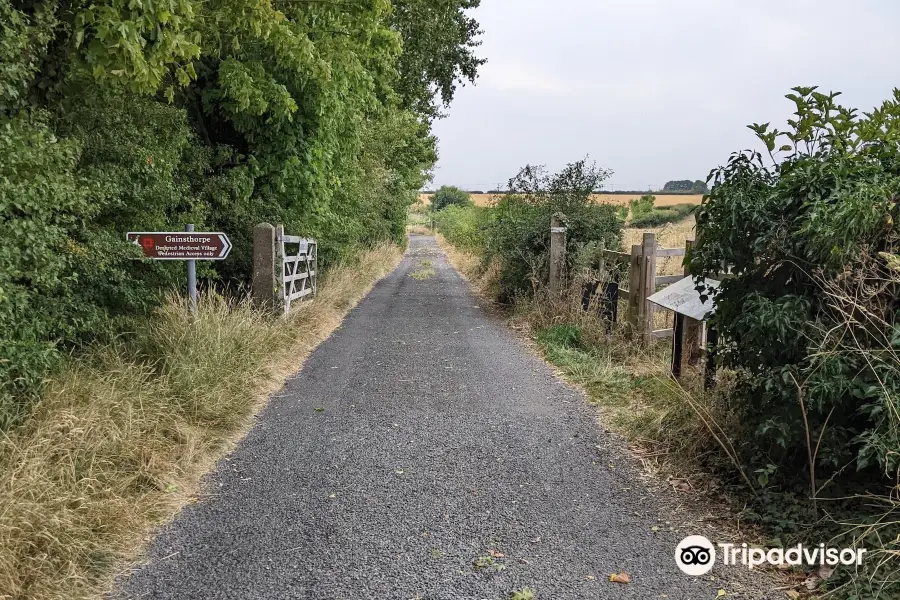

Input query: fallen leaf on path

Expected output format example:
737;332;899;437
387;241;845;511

489;549;504;558
609;572;631;584
717;590;726;597
785;591;800;600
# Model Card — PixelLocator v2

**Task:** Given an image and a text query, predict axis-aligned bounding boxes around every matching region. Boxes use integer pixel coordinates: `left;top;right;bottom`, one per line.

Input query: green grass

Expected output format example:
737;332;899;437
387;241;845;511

629;203;698;227
410;259;436;280
531;324;726;463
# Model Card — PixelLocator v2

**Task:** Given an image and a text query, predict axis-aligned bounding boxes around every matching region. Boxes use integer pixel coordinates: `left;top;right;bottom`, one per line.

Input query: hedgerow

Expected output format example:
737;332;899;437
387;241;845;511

691;87;900;485
0;0;483;426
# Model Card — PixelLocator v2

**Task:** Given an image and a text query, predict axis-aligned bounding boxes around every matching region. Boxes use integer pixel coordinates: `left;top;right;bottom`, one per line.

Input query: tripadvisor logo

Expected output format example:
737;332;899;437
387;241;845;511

675;536;868;575
675;536;716;576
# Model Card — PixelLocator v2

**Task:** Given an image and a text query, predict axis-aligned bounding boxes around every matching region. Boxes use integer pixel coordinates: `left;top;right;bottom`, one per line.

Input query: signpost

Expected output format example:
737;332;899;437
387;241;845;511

125;230;232;260
127;226;232;313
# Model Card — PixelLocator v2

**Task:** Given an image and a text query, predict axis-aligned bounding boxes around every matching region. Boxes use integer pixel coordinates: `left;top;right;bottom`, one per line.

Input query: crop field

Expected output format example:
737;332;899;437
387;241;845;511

418;193;704;207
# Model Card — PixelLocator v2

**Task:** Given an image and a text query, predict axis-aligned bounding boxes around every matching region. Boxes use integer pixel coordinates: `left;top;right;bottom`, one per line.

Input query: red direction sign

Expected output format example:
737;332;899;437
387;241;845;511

126;231;232;260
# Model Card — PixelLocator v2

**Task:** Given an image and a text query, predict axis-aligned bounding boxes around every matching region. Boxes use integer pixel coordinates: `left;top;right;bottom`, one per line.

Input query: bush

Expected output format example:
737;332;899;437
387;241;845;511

0;112;94;426
434;205;491;250
629;194;656;217
690;87;900;484
431;185;472;211
484;159;622;302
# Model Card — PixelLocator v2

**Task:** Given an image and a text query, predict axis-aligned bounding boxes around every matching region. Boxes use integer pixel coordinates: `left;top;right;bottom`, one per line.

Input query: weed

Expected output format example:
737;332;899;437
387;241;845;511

410;260;436;280
510;587;536;600
473;554;506;573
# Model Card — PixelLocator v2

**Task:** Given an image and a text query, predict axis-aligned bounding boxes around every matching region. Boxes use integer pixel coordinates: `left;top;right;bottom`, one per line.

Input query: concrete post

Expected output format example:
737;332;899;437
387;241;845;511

252;223;277;309
549;212;567;292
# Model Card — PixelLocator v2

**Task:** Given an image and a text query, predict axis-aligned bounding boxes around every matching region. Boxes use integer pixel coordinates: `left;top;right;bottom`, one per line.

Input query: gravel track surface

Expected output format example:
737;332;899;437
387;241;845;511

115;235;774;600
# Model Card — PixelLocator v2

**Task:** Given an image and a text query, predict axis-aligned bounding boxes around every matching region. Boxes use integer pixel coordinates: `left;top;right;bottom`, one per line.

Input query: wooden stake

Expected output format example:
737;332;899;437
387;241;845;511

641;232;657;345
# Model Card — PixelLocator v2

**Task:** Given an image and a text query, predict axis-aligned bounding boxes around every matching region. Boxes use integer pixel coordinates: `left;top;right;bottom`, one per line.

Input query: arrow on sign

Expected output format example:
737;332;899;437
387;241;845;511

218;234;231;258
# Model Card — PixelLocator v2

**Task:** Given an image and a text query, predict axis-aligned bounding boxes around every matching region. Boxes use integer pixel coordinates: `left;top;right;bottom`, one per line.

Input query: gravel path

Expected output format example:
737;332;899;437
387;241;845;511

115;235;772;599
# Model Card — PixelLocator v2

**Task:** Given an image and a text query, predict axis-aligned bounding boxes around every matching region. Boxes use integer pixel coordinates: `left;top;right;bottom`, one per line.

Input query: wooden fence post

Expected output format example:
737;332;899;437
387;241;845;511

252;223;277;309
627;244;641;328
549;212;567;292
640;232;657;345
683;239;702;367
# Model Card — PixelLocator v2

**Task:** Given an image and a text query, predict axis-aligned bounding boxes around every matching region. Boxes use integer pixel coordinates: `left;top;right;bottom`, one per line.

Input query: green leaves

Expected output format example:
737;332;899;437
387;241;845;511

0;0;481;426
72;0;202;95
692;88;900;486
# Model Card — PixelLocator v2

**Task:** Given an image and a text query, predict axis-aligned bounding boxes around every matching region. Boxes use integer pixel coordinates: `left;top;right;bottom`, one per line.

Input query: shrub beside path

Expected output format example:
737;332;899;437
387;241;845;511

115;235;774;599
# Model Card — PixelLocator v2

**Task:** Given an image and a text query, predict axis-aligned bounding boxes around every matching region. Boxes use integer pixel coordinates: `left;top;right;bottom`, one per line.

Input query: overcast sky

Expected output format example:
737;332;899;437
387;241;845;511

429;0;900;191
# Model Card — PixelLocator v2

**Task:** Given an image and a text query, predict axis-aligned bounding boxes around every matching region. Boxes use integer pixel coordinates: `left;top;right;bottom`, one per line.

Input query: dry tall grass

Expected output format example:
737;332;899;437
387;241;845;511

0;244;402;600
622;215;697;277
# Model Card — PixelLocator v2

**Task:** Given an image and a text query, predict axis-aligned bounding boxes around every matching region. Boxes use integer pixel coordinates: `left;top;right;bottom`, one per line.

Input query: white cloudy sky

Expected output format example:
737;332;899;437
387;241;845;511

429;0;900;191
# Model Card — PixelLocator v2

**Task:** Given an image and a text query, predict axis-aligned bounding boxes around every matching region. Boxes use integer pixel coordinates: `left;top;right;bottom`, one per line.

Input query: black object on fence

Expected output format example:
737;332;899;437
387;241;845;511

672;313;685;379
704;325;718;390
582;280;619;330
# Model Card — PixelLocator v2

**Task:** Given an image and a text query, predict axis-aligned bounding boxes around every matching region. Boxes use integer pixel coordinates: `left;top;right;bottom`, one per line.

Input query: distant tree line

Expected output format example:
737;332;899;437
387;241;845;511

425;179;710;196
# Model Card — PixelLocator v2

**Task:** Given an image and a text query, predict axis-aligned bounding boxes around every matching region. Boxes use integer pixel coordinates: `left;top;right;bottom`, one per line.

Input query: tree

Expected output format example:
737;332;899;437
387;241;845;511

690;180;709;194
390;0;486;120
0;0;483;423
662;179;694;192
431;185;472;211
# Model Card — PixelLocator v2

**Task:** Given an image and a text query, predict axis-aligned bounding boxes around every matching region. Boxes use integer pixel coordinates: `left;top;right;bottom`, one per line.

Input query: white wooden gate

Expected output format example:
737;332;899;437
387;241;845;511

275;225;317;314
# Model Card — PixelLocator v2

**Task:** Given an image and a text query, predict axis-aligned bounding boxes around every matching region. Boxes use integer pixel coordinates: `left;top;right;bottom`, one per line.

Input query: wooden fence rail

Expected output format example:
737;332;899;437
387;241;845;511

276;225;317;314
252;222;317;313
596;232;687;344
565;222;720;386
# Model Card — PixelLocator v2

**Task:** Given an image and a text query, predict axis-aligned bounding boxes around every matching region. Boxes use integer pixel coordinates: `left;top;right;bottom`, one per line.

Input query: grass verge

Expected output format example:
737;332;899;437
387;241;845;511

0;243;402;600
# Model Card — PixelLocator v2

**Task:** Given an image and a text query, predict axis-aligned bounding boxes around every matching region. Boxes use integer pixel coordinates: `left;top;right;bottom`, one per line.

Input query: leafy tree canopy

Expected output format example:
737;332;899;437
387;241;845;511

0;0;484;424
431;185;472;211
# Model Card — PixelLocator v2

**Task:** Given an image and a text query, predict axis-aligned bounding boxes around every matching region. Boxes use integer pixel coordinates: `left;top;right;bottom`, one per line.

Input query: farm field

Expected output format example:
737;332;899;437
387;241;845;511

418;192;704;207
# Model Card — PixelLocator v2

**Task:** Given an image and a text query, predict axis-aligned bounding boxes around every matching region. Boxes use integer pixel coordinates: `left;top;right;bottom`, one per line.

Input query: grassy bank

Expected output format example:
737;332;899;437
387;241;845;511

0;244;402;600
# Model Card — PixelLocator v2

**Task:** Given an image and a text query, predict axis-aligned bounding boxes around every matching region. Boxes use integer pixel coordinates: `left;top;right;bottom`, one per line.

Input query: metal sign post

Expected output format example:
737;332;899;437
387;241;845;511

127;228;232;315
185;224;198;313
